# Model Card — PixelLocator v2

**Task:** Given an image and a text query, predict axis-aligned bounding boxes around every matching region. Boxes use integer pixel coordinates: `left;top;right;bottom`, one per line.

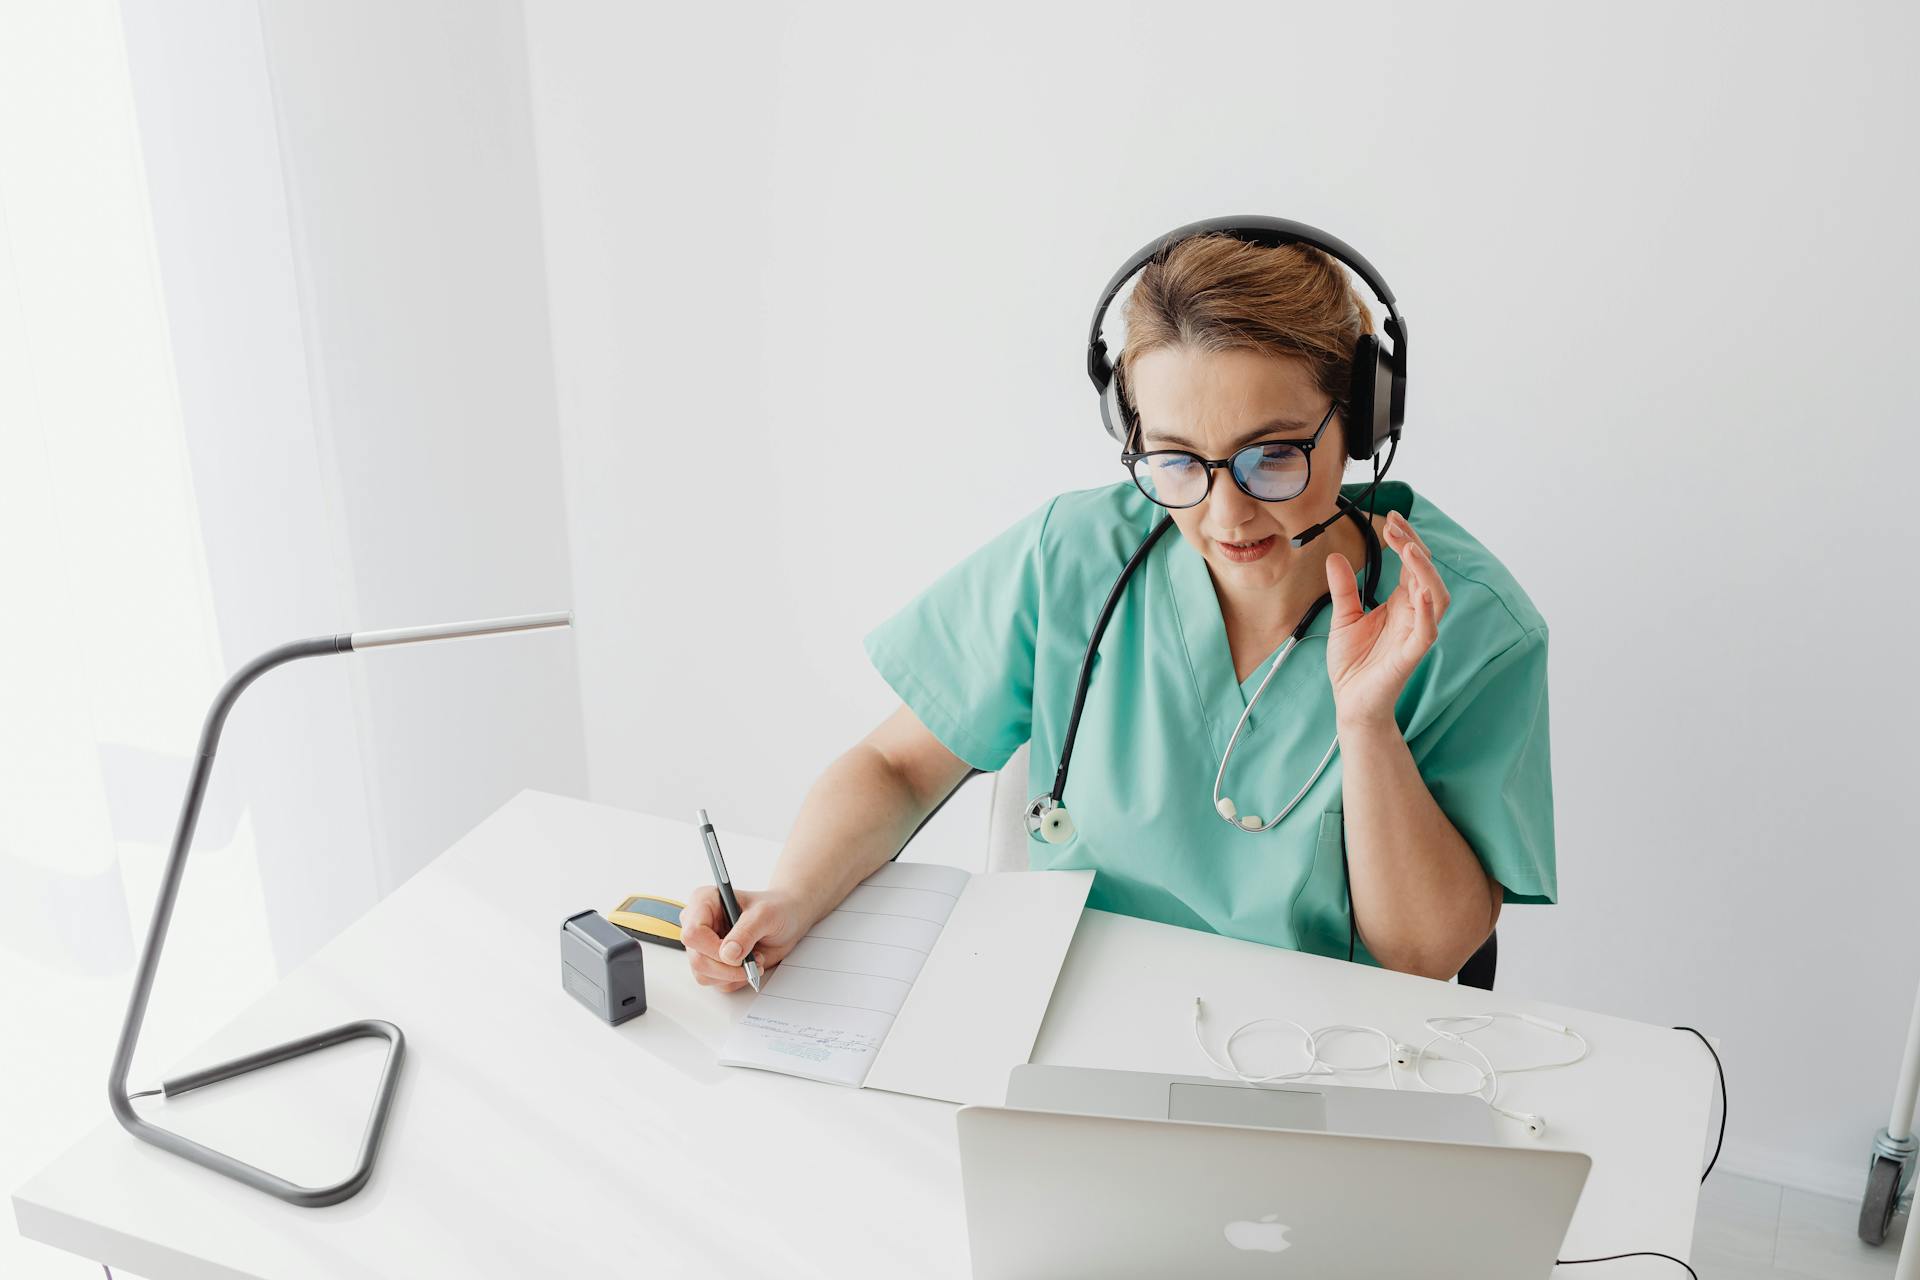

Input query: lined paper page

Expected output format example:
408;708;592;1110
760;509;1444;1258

864;869;1093;1105
718;861;970;1086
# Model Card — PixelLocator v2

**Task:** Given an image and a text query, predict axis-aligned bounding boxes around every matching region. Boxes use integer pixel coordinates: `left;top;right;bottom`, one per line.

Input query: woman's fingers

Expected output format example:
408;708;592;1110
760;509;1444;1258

680;886;722;939
1383;512;1421;561
1384;514;1449;620
681;919;724;959
1324;551;1364;630
718;899;781;965
1383;510;1425;559
1404;546;1449;622
1399;580;1422;642
689;950;748;988
1332;512;1448;721
1405;567;1439;656
682;884;789;991
1376;512;1443;666
686;924;748;986
681;885;749;987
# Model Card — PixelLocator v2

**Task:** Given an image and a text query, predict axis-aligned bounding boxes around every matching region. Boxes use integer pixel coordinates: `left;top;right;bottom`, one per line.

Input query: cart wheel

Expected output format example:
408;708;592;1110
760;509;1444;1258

1859;1154;1904;1245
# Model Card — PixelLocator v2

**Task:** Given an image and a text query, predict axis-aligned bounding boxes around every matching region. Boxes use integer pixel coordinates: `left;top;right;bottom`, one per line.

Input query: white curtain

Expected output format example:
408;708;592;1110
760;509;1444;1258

0;5;278;1275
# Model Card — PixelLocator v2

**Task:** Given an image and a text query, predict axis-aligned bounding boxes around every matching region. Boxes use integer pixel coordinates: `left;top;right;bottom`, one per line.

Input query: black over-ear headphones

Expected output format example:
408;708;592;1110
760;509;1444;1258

1086;214;1407;463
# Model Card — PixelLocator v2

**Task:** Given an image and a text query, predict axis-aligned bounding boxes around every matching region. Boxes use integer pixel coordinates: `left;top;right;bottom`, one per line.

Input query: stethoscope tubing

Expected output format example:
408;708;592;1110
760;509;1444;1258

1033;495;1382;840
1210;632;1344;833
1044;514;1177;805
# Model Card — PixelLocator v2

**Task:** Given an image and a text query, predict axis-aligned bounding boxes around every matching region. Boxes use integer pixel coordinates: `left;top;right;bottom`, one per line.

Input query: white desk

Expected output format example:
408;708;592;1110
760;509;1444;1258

14;790;1714;1278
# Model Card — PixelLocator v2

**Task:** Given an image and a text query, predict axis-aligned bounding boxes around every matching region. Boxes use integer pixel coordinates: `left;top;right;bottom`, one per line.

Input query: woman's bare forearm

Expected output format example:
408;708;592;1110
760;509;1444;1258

764;741;941;928
1338;715;1500;979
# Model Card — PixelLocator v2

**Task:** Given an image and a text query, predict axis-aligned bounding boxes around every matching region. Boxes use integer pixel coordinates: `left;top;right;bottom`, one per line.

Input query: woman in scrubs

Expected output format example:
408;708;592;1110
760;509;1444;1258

682;228;1554;985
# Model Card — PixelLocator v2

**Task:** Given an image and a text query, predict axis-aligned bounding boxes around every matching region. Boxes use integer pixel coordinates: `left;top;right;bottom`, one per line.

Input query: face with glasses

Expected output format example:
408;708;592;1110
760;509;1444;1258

1121;345;1356;589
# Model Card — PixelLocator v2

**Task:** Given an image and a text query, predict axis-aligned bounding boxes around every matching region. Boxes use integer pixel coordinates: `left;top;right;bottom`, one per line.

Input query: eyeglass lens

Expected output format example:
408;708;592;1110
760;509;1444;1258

1130;441;1311;508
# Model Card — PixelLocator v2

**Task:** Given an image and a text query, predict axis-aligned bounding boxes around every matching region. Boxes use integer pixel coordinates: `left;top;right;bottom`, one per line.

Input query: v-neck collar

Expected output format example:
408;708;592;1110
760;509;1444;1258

1161;482;1413;748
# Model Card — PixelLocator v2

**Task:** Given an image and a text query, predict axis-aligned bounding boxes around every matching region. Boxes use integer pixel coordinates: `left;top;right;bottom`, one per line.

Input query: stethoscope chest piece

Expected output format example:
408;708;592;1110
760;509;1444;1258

1025;795;1077;844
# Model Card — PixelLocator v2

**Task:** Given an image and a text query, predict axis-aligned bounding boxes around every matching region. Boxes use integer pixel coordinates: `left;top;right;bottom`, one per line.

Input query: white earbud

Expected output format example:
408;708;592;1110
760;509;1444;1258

1238;814;1263;830
1516;1112;1548;1137
1392;1043;1416;1068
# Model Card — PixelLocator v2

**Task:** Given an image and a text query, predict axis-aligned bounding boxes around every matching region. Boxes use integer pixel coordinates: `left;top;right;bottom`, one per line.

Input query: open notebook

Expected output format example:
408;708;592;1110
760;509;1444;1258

718;861;1093;1106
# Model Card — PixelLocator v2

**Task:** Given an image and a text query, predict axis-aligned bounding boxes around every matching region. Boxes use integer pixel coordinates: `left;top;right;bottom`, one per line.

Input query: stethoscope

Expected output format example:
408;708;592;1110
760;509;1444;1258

1024;495;1382;845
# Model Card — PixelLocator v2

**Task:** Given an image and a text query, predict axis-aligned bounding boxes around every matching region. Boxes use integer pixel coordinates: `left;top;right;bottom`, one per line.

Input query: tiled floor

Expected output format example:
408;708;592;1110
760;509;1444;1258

1693;1171;1912;1278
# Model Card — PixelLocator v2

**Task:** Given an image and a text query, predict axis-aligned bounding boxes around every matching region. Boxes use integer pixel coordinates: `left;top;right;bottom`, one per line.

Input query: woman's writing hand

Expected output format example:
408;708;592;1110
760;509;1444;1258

1323;509;1449;729
680;885;808;992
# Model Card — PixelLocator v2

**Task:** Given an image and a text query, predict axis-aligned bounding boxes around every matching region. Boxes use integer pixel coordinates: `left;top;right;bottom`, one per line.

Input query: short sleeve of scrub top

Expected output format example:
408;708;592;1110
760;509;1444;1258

861;497;1057;774
862;479;1556;965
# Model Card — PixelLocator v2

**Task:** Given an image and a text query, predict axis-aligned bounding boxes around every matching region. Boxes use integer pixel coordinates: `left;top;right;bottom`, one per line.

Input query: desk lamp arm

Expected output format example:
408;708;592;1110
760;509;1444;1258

104;612;570;1207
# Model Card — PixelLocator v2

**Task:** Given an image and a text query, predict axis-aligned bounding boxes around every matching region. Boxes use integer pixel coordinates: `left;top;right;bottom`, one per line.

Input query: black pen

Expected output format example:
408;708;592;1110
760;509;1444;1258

697;808;763;992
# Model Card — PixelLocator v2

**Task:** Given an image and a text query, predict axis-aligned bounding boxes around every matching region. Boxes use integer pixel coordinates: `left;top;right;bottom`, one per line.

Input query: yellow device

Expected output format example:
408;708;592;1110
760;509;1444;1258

608;894;686;950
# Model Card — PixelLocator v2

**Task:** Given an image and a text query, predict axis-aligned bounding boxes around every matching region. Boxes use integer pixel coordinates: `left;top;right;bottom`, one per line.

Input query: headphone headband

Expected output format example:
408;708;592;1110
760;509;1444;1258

1086;215;1408;459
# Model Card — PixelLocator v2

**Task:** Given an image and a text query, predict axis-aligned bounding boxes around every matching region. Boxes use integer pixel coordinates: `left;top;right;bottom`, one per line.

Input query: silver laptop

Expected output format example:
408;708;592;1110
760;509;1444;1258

1007;1062;1496;1141
959;1066;1590;1279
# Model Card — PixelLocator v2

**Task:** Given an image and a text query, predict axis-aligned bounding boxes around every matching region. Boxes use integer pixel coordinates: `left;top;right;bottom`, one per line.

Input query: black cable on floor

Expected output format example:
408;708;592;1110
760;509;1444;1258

1556;1251;1696;1277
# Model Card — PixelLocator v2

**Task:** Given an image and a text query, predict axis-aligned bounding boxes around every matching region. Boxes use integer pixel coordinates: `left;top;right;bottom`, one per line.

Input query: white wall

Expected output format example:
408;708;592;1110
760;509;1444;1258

525;0;1920;1194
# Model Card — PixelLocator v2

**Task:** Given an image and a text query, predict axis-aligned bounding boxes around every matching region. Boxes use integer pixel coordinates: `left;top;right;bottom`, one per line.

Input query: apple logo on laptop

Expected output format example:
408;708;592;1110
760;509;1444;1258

1224;1212;1293;1253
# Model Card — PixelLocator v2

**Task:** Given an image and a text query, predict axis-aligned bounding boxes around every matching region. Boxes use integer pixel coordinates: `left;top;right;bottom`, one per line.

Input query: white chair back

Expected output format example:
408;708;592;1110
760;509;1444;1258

985;741;1034;873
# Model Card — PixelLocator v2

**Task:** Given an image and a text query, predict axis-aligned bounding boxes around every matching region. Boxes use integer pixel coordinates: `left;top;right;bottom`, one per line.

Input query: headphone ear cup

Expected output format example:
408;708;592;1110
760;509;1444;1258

1346;333;1389;461
1100;357;1135;446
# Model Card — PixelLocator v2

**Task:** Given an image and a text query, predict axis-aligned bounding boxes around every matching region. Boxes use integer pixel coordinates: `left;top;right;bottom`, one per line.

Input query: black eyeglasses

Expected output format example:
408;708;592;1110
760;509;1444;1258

1121;400;1341;509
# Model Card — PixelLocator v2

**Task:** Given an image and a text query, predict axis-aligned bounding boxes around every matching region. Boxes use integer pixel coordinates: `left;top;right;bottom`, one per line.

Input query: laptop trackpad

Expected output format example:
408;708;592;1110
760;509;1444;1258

1166;1082;1327;1131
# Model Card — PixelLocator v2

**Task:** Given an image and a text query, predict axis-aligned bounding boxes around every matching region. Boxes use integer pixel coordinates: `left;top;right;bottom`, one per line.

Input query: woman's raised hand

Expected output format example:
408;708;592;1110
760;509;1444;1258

1323;509;1450;729
679;885;808;992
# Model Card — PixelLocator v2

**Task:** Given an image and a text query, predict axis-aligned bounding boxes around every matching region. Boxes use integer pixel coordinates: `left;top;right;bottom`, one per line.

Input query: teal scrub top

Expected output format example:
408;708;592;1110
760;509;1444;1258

862;479;1556;965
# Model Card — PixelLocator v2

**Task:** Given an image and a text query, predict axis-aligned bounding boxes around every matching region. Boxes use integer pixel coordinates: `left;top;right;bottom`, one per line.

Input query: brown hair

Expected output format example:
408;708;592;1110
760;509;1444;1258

1116;234;1374;446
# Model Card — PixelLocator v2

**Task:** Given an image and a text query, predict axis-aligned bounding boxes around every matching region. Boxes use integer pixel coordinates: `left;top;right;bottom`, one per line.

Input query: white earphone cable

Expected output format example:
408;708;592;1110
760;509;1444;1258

1190;999;1328;1084
1192;998;1587;1132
